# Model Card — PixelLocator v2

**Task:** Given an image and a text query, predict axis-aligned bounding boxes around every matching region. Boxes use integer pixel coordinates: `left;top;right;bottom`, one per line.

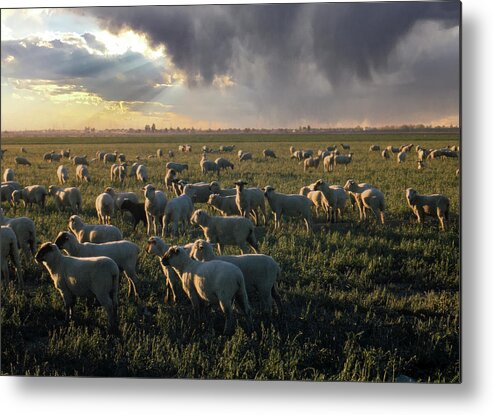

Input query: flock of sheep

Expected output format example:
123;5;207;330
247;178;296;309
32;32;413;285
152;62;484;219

0;140;457;334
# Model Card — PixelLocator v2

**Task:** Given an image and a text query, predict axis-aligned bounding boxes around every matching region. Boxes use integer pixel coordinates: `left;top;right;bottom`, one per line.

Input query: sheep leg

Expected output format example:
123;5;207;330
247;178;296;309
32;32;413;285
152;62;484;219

146;212;153;235
272;283;283;316
98;294;118;333
124;270;140;301
220;302;235;335
62;294;75;323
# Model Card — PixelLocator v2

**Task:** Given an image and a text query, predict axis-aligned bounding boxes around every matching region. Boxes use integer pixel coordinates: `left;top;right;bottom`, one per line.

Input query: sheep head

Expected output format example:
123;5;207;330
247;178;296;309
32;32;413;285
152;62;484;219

344;179;357;191
54;231;76;249
263;186;275;197
190;209;208;226
35;242;59;264
406;188;417;205
161;246;187;267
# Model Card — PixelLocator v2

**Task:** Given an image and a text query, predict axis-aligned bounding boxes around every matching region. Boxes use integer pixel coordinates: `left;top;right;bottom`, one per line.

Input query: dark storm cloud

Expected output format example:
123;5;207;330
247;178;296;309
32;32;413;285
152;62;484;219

82;32;107;53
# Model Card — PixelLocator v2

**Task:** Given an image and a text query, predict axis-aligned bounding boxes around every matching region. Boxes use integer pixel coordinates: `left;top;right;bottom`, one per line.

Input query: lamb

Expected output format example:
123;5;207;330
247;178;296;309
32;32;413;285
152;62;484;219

3;168;14;182
1;184;15;207
15;156;32;167
381;149;391;159
215;157;235;171
163;169;176;191
163;194;193;237
191;239;282;315
190;209;259;254
234;180;267;226
183;181;219;203
120;199;147;230
72;155;88;165
0;209;37;259
200;156;220;177
68;215;123;243
239;152;253;162
386;146;400;154
263;149;277;158
303;155;322;172
95;192;114;224
104;187;138;210
369;145;380;152
50;153;62;162
11;185;48;212
306;190;330;220
161;245;253;334
43;151;54;162
323;153;335;172
341;143;350;150
417;149;430;162
166;162;188;173
1;226;23;288
262;186;313;231
117;154;126;163
405;188;450;231
136;164;148;183
48;186;82;214
103;152;118;164
333;153;353;171
299;183;316;197
76;164;91;183
312;179;347;222
128;162;141;179
57;165;69;184
207;194;241;216
55;231;140;299
291;150;304;161
397;151;407;163
35;242;119;332
220;145;235;152
344;179;385;224
61;149;70;158
142;184;167;235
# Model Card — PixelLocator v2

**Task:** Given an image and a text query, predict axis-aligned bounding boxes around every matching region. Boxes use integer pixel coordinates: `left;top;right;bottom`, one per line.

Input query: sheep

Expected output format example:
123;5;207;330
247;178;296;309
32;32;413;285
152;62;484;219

15;156;32;167
442;149;459;159
120;199;147;230
3;168;14;182
97;151;108;162
1;226;23;287
210;182;236;197
114;164;127;185
326;145;337;152
400;144;414;152
35;242;119;332
164;169;177;191
142;184;167;235
386;146;400;154
405;188;450;231
234;180;267;226
104;187;138;210
344;179;385;224
161;245;253;334
220;145;235;152
341;143;350;150
191;239;282;315
61;149;70;158
312;179;347;222
183;181;219;203
163;194;193;237
381;149;391;159
168;150;174;158
103;152;118;164
207;194;241;216
299;183;316;197
306;190;330;220
448;145;460;152
136;164;148;183
166;162;188;173
75;164;91;183
262;186;313;231
72;155;88;165
291;150;304;161
333;153;353;171
417;149;430;162
456;168;460;177
94;193;114;225
397;151;407;163
239;152;253;162
1;184;15;207
369;145;380;152
323;153;335;172
128;162;140;179
417;160;426;170
11;185;47;212
172;179;188;196
48;186;82;214
68;215;123;243
20;147;28;153
0;209;37;259
263;149;276;158
117;154;126;163
157;148;164;158
303;155;322;172
51;153;62;162
215;157;235;171
200;156;220;177
43;151;54;162
190;209;258;254
57;165;69;184
2;180;22;191
54;231;140;300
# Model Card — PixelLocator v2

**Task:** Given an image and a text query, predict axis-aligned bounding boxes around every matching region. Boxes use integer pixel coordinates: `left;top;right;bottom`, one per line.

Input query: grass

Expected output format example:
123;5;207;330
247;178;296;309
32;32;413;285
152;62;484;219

0;133;460;381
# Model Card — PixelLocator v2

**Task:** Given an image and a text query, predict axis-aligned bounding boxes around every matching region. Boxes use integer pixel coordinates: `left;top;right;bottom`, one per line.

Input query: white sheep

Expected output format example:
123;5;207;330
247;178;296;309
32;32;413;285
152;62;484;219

306;190;330;220
190;209;259;254
3;168;14;182
136;164;148;183
183;181;218;203
215;157;235;171
191;239;282;315
303;155;322;172
200;156;220;177
1;226;23;287
333;153;353;171
1;184;15;207
15;156;32;167
163;194;193;237
95;192;114;224
312;179;347;222
61;149;70;158
57;165;69;184
168;150;174;158
369;144;380;152
55;231;140;299
166;162;188;173
405;188;450;231
341;143;350;150
165;169;177;191
397;151;407;163
103;152;118;164
20;147;28;153
142;184;167;235
72;155;88;165
239;152;253;162
220;145;235;152
344;179;385;224
262;186;313;231
263;149;276;158
323;153;335;172
234;180;267;226
104;186;138;210
207;194;241;216
161;245;253;334
35;242;119;331
75;164;91;183
43;151;54;162
381;149;390;159
48;186;82;214
386;146;400;154
51;153;62;162
68;215;123;243
11;185;47;212
0;208;37;259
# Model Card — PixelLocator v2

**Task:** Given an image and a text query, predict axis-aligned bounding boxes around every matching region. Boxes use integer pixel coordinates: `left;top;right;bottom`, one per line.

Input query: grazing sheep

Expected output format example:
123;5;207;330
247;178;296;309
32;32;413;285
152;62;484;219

1;226;23;288
263;149;276;158
43;151;54;162
341;143;350;150
381;149;391;159
3;168;14;182
57;165;69;184
417;149;430;162
161;246;253;334
207;194;241;216
48;186;82;214
333;153;353;171
168;150;175;158
15;156;32;167
234;180;267;226
55;231;140;300
166;162;188;173
299;183;316;197
2;180;22;191
157;148;164;158
142;184;167;235
386;146;400;154
306;190;330;220
68;215;122;243
103;152;118;164
215;157;235;171
262;186;313;231
344;179;385;224
312;179;347;222
0;209;37;259
51;153;62;162
72;155;88;166
448;145;460;152
117;154;126;163
11;185;48;212
35;243;119;332
200;156;220;177
104;187;138;210
190;209;258;254
21;147;28;153
400;144;414;152
303;155;322;172
75;164;91;183
417;160;426;170
220;145;235;152
369;145;380;152
239;152;253;162
183;181;219;203
128;162;140;179
1;184;15;207
397;151;407;163
405;188;450;231
95;192;114;224
136;164;148;183
326;145;337;152
163;194;194;237
165;169;177;191
120;199;147;230
61;149;70;158
191;239;282;315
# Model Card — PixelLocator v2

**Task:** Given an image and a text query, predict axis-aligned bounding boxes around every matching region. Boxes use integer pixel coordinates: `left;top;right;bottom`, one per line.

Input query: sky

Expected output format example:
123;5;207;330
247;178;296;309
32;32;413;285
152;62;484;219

0;2;461;130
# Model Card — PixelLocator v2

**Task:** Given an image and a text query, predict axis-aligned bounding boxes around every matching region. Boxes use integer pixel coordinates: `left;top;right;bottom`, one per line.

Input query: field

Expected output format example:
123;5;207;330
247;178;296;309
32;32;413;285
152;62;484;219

0;133;460;381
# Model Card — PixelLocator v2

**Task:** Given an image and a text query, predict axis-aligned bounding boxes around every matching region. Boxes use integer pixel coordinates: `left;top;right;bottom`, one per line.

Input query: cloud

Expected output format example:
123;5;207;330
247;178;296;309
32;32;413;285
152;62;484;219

82;32;107;53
